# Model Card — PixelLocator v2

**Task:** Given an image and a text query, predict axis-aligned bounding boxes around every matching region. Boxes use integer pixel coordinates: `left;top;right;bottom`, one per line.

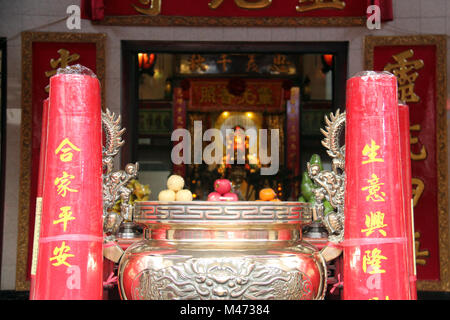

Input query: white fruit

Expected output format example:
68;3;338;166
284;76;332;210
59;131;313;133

175;189;193;201
158;189;176;201
167;175;184;192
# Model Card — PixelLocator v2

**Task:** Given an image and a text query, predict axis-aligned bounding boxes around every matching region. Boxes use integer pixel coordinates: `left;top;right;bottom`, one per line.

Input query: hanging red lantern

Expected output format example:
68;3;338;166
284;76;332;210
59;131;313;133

321;54;334;74
138;53;155;70
323;54;333;67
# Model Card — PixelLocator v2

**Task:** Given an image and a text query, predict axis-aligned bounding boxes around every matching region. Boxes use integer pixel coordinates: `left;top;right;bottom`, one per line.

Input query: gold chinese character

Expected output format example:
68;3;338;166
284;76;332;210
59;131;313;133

218;88;234;105
176;115;183;126
209;0;272;10
54;171;78;197
44;49;80;93
53;206;76;232
362;248;387;274
361;211;388;237
362;139;384;164
361;174;386;202
200;86;216;103
246;54;259;73
49;241;74;267
132;0;161;16
243;89;257;105
414;231;430;266
271;54;291;73
296;0;346;12
257;87;273;105
412;177;424;207
410;124;427;160
217;54;232;72
55;138;81;162
188;54;208;72
384;49;424;103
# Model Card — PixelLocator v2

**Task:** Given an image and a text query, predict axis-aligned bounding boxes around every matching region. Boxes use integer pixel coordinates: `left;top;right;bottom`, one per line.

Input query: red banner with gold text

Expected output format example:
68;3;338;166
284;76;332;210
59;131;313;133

286;87;301;198
373;45;439;282
172;87;187;177
365;35;449;292
189;79;284;112
81;0;393;25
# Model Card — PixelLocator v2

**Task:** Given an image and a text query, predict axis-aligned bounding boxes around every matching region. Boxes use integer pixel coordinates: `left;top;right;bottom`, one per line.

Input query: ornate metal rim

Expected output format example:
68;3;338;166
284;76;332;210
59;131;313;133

134;201;312;225
364;35;449;292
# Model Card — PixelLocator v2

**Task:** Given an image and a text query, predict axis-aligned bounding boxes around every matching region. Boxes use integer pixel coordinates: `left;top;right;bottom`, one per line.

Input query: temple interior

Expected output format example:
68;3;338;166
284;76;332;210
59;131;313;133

135;52;335;200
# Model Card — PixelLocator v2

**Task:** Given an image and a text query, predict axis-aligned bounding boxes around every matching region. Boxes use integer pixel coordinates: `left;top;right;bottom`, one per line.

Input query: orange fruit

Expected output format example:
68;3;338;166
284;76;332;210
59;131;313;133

271;198;281;202
259;188;276;201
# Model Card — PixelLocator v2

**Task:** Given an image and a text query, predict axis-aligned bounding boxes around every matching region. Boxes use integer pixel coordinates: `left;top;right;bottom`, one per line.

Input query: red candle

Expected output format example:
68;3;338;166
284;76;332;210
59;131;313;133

343;71;410;300
398;102;417;300
34;69;103;299
30;98;49;300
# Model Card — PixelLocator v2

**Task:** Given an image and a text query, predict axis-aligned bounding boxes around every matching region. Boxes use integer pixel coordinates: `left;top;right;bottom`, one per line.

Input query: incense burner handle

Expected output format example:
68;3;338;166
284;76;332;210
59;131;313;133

102;108;138;262
307;110;346;262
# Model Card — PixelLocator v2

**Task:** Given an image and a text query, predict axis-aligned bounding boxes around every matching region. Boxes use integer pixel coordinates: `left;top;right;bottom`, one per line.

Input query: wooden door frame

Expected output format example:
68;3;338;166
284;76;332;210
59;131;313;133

0;37;7;288
121;40;349;167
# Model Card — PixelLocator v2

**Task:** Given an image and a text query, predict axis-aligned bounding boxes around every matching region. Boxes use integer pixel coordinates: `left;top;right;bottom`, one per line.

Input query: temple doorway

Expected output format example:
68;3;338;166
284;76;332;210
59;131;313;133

121;41;348;200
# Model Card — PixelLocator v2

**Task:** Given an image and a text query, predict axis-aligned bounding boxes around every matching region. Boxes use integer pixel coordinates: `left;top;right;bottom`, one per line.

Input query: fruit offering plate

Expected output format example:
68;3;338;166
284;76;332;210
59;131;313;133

133;201;313;226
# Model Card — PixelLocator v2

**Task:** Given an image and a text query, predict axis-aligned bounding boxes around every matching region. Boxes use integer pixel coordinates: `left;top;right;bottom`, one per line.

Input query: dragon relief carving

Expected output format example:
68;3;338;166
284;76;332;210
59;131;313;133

102;109;138;237
307;109;346;243
131;258;316;300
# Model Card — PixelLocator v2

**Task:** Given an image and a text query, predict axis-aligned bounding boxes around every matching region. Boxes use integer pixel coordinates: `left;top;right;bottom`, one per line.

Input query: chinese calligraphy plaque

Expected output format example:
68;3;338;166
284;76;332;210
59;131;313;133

365;35;449;292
